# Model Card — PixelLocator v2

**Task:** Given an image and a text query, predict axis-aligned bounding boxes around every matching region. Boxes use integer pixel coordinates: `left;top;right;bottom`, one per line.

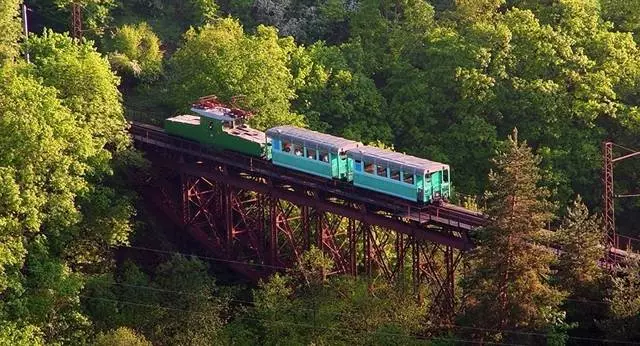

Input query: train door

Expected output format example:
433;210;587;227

430;171;443;200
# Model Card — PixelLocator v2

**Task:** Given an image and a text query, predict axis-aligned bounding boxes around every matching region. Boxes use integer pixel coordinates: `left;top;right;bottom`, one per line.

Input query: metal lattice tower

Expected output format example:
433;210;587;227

71;3;82;40
603;142;615;254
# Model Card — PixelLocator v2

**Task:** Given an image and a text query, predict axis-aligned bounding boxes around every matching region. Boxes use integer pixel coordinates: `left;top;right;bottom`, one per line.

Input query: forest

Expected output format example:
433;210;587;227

2;0;640;344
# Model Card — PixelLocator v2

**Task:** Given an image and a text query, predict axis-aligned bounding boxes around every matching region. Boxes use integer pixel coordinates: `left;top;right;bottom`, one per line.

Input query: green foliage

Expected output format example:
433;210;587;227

53;0;117;37
25;30;133;270
554;196;609;343
602;0;640;36
0;322;44;346
0;65;93;343
0;29;133;344
294;42;391;142
105;22;163;81
601;256;640;341
460;129;566;343
555;195;605;292
116;0;218;43
167;18;304;130
226;272;429;345
86;256;228;345
0;0;21;62
94;327;152;346
26;30;129;152
293;246;334;286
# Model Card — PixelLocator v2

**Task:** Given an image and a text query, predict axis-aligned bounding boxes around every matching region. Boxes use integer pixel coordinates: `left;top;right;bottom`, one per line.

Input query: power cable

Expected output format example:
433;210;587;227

120;244;289;270
79;294;527;345
23;265;635;344
611;142;640;155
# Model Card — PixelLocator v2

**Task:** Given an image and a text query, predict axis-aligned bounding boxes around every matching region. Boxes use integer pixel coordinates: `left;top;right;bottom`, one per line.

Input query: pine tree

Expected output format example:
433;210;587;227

554;196;608;340
460;128;565;343
555;195;605;293
601;256;640;341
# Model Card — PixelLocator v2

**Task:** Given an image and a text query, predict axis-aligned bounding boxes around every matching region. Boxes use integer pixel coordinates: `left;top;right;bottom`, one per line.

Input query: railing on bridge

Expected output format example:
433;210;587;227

128;121;492;318
127;121;637;319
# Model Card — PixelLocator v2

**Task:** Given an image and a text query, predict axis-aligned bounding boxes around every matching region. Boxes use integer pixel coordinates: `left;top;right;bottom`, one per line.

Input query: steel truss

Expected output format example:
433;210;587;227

135;159;460;318
129;123;479;318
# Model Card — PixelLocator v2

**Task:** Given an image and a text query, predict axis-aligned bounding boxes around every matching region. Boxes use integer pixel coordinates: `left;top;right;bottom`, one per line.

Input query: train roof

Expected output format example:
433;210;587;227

347;146;449;174
266;126;362;152
191;106;237;122
166;114;201;125
223;125;266;145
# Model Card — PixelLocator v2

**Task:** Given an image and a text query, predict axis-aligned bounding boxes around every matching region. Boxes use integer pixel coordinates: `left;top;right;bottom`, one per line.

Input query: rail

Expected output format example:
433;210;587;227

129;122;486;232
129;121;640;260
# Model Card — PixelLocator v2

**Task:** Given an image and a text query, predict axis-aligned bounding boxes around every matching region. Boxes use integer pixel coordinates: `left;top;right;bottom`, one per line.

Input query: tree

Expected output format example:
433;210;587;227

86;256;228;345
94;327;152;346
105;22;163;82
0;0;21;62
601;256;640;341
293;42;392;143
460;129;566;343
601;0;640;37
0;322;44;346
25;30;133;272
554;196;608;340
166;18;304;130
0;64;96;343
0;31;133;344
555;195;605;293
52;0;117;37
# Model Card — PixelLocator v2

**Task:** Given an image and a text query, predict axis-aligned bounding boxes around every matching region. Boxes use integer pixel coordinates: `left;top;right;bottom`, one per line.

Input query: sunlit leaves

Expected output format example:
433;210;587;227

167;18;304;130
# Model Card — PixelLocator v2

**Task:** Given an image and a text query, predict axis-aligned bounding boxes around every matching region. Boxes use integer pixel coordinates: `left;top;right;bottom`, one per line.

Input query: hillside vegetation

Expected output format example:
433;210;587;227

0;0;639;344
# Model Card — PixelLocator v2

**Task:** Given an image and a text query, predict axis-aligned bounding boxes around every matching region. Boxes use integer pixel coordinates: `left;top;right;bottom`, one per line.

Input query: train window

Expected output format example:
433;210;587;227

390;168;401;181
355;160;363;172
223;121;233;129
364;161;375;174
426;174;431;183
283;140;292;153
376;164;387;177
403;173;414;185
443;169;449;183
293;142;304;156
307;147;317;160
319;149;329;163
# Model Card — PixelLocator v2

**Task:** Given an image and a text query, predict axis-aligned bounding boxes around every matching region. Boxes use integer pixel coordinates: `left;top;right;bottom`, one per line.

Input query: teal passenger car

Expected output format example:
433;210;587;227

266;126;362;180
347;146;450;203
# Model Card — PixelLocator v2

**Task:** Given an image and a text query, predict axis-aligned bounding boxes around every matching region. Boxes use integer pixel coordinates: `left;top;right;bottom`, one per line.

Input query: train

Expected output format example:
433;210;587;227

164;96;451;204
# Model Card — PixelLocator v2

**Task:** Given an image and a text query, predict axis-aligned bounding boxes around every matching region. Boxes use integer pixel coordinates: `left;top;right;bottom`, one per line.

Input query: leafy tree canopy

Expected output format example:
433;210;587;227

0;0;22;62
105;22;163;82
167;18;304;130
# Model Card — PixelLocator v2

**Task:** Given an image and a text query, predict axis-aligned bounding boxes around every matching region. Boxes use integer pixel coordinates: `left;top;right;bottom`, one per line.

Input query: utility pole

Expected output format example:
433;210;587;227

603;142;615;257
71;2;82;40
21;3;29;62
602;141;640;262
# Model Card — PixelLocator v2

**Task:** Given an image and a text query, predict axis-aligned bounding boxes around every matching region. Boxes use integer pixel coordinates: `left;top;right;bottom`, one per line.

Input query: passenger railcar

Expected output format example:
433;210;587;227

347;146;450;203
266;126;362;180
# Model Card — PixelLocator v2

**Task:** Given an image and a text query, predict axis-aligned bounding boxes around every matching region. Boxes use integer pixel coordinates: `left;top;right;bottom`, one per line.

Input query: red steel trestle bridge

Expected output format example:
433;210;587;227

129;122;638;318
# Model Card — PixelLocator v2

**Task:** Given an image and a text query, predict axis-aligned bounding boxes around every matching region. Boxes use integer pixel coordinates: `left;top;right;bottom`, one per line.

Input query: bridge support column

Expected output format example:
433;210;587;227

302;206;310;251
181;174;190;226
269;197;277;266
349;218;357;276
363;223;372;279
224;185;233;254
